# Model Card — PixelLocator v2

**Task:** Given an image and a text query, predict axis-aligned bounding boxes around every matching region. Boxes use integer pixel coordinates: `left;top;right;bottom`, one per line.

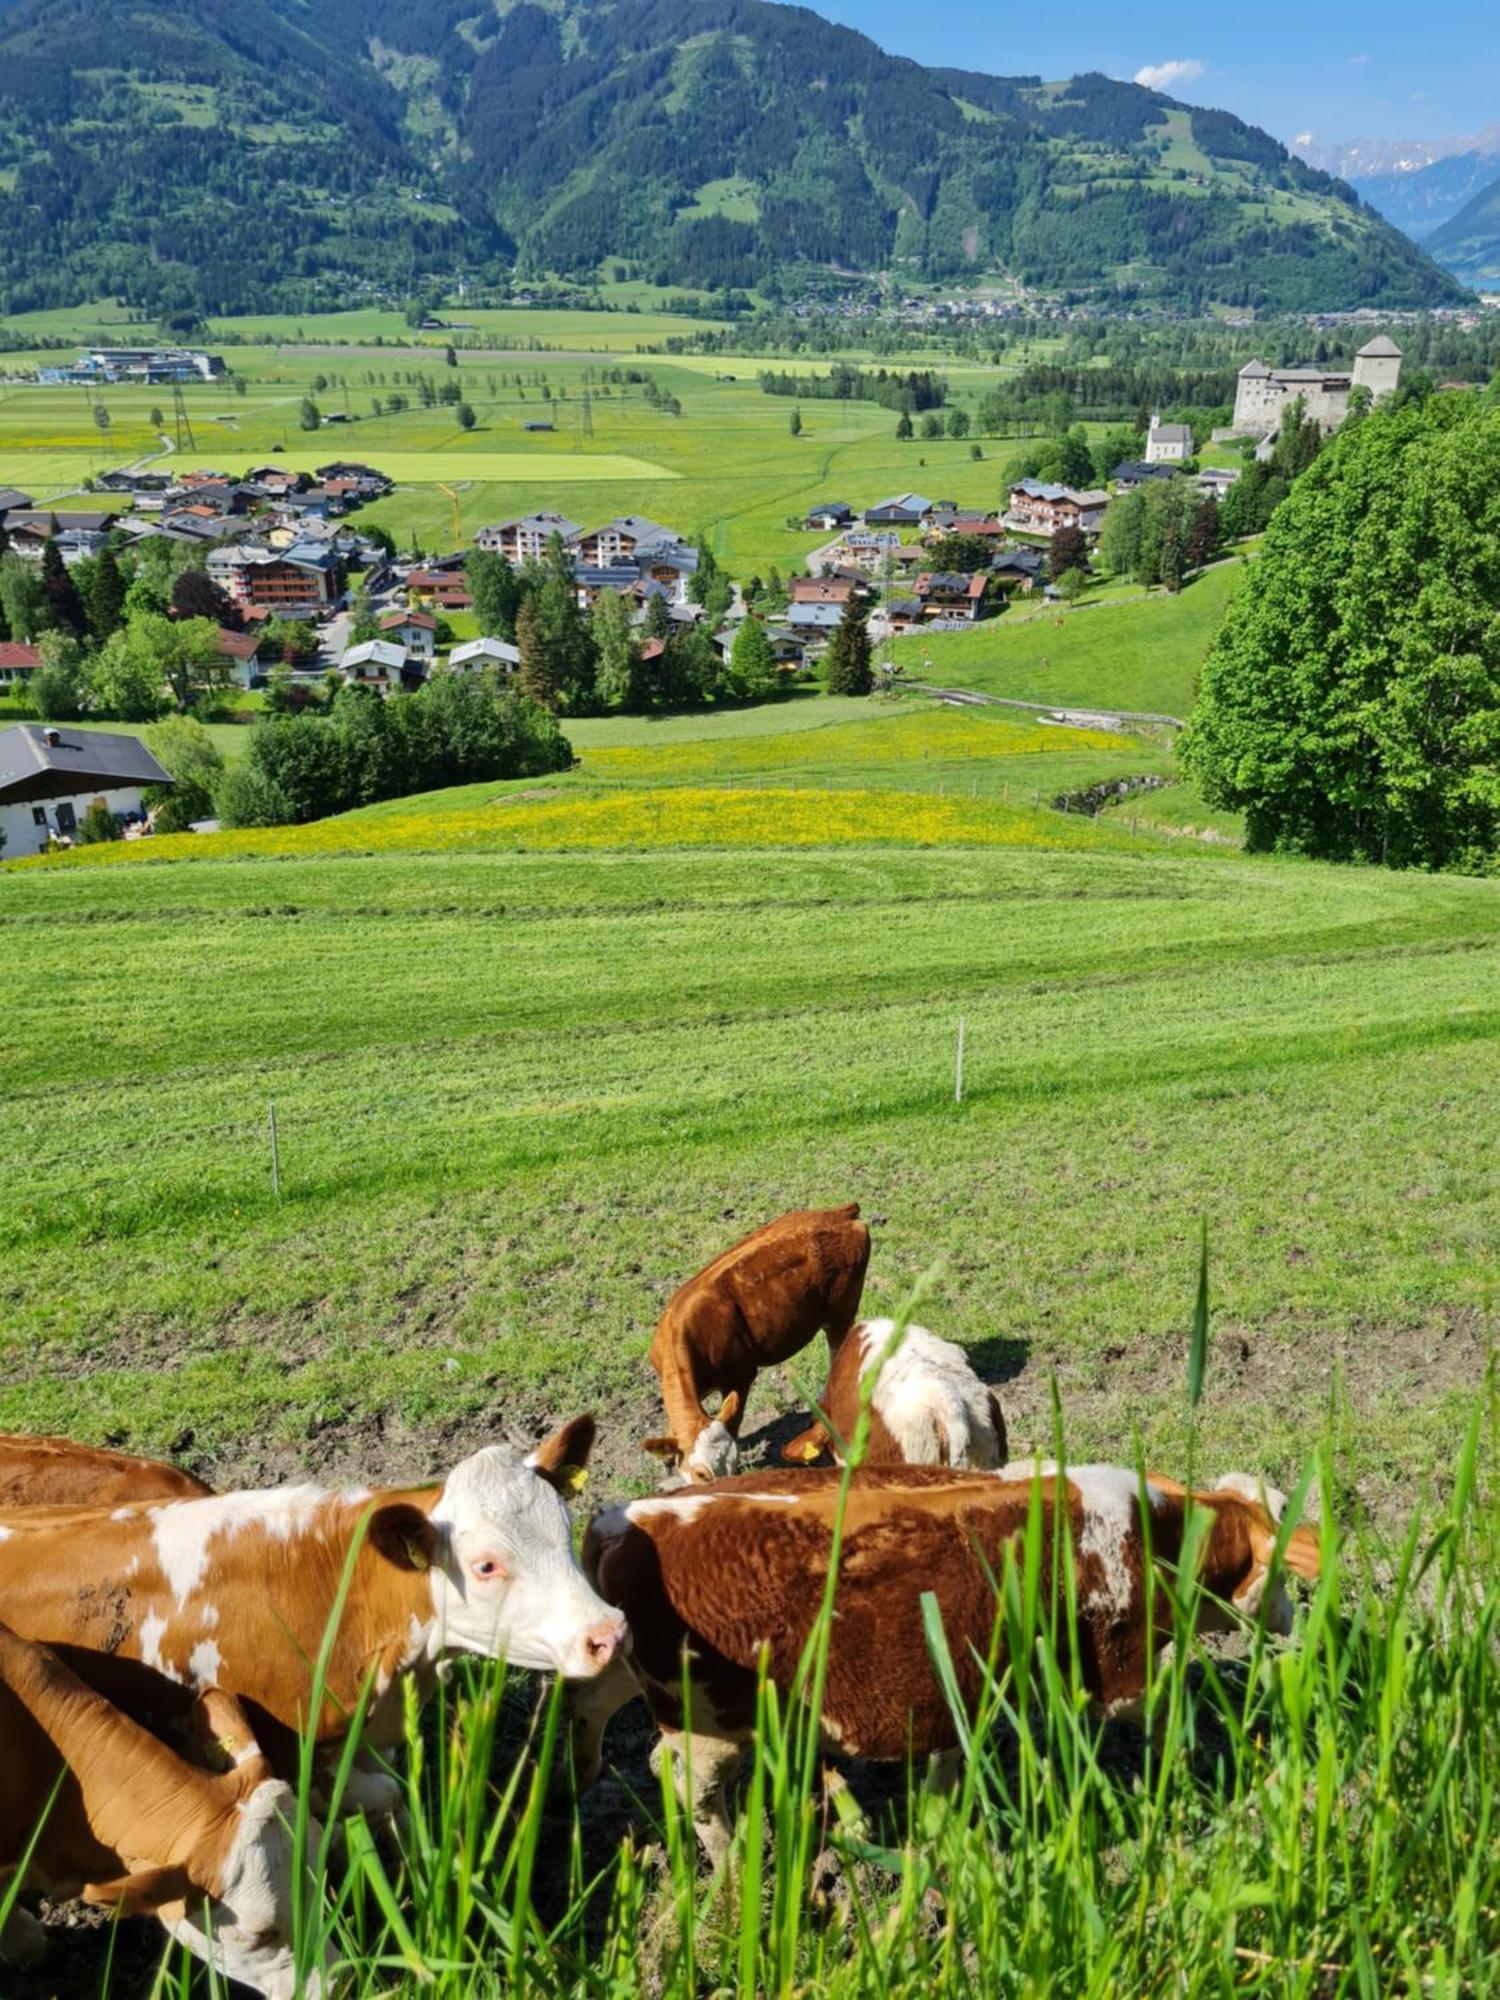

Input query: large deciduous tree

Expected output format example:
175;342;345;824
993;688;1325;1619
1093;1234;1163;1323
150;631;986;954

1183;392;1500;872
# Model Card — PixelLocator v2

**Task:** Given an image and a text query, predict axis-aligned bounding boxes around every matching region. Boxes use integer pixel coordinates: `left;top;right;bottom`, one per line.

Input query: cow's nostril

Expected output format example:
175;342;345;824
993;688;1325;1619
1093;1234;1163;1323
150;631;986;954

584;1621;622;1666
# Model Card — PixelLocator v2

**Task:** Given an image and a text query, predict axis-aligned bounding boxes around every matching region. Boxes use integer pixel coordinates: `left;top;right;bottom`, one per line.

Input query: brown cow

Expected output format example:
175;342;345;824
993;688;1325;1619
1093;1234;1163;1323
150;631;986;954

0;1422;625;1823
641;1204;871;1481
576;1462;1322;1863
0;1433;210;1509
780;1319;1008;1468
0;1622;329;1996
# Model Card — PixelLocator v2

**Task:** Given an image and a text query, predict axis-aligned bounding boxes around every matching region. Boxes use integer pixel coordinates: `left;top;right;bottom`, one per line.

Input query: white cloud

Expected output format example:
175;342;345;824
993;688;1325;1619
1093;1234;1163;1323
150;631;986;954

1294;131;1315;148
1134;58;1206;94
1348;52;1371;65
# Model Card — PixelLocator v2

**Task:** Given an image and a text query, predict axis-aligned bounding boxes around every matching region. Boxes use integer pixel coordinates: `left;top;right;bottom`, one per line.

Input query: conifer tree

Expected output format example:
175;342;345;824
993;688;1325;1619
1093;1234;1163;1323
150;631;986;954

88;545;127;639
515;597;556;710
824;598;873;696
40;534;87;637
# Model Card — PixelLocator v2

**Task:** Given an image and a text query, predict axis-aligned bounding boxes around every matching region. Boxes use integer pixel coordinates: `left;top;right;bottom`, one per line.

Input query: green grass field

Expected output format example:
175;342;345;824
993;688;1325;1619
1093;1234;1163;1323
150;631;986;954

0;311;1041;574
887;561;1246;718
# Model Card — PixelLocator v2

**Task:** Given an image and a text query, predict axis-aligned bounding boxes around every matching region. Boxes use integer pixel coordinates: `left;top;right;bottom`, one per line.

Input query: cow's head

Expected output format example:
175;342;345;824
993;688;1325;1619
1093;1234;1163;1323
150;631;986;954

640;1393;742;1486
1206;1472;1322;1635
370;1419;626;1678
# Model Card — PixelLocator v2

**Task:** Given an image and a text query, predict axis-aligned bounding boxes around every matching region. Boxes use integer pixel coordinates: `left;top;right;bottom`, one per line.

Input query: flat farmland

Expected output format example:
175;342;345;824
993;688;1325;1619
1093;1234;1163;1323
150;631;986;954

0;316;1043;571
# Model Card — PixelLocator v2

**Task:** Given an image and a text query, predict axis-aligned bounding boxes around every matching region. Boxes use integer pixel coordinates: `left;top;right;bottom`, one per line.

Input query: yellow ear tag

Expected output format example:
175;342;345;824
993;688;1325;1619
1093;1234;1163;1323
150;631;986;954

558;1464;589;1496
404;1537;430;1572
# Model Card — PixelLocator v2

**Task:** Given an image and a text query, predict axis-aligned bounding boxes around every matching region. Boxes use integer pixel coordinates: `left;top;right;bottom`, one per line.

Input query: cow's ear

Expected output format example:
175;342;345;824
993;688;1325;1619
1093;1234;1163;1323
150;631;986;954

1282;1523;1323;1582
368;1501;442;1574
84;1864;193;1918
639;1435;681;1465
717;1391;742;1430
528;1414;596;1496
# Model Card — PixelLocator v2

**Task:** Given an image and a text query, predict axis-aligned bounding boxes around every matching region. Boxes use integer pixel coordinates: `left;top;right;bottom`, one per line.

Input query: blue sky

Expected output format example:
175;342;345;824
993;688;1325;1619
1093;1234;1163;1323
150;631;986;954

820;2;1498;149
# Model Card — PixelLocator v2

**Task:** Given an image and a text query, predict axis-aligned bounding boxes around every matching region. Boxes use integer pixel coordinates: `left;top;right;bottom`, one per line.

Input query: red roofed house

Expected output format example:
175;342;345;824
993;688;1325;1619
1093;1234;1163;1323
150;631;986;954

406;568;472;612
379;607;437;663
0;642;42;690
213;627;265;690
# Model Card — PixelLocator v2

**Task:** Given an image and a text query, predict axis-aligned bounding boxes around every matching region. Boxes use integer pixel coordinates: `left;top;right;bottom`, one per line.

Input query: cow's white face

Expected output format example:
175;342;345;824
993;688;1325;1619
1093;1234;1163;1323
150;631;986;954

165;1779;333;2000
426;1448;626;1678
683;1419;740;1485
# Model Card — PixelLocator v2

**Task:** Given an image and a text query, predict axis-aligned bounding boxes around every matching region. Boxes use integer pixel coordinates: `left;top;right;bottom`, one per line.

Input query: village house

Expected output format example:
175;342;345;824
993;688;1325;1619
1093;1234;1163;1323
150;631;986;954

864;493;935;529
474;513;582;564
804;501;854;531
923;511;1005;544
911;571;989;623
1112;460;1177;493
1196;466;1242;500
213;627;265;690
405;565;473;612
0;724;171;855
4;509;120;563
990;546;1048;594
784;602;844;640
340;639;424;695
788;576;858;607
447;637;520;676
1145;413;1194;465
0;641;42;690
0;486;34;523
378;607;437;663
1004;481;1110;537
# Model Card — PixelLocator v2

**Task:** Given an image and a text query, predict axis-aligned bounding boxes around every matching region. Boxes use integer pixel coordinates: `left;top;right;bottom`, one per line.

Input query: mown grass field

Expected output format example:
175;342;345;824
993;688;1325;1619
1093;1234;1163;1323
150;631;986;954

887;560;1246;719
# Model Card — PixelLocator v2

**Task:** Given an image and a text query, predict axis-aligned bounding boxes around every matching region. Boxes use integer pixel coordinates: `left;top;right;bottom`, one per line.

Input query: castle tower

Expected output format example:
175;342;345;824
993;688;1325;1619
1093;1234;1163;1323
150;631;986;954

1233;359;1274;435
1352;334;1402;401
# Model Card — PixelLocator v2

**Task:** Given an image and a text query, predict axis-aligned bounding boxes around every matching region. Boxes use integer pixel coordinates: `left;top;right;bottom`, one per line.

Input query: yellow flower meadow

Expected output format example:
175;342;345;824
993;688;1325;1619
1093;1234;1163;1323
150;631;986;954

9;786;1150;870
586;709;1127;784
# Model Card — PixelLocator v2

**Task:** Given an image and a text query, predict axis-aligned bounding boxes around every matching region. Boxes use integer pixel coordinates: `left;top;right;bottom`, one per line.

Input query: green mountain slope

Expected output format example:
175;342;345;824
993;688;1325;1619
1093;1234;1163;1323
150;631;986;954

1426;169;1500;284
0;0;1469;316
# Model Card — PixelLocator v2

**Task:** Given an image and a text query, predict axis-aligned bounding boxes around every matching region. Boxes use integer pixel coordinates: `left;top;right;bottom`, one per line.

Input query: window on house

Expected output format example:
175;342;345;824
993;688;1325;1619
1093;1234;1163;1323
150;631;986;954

31;807;47;827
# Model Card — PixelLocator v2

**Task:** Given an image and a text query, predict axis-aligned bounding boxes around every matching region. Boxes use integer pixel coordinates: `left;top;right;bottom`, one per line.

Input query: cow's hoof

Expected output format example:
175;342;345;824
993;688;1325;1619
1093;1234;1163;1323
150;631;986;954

1;1906;48;1969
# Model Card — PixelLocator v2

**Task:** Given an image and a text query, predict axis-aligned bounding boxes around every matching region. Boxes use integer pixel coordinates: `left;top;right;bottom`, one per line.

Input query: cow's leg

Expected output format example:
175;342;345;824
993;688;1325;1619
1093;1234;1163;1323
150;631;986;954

568;1654;642;1790
0;1900;47;1969
650;1728;744;1871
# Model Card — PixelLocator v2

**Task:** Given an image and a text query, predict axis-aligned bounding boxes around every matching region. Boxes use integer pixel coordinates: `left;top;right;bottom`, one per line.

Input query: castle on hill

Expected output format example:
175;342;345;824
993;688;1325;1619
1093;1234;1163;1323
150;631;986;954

1231;334;1402;440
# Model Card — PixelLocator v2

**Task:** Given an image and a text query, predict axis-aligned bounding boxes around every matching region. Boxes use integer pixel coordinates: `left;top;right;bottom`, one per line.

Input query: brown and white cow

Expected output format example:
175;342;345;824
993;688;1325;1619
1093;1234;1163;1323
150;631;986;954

576;1462;1322;1863
0;1421;625;1802
0;1432;210;1509
780;1320;1008;1469
0;1621;329;1997
641;1204;872;1482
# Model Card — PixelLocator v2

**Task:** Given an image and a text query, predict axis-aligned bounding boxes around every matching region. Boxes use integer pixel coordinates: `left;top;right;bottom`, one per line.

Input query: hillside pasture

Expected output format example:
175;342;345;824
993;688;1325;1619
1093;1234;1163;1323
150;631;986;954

887;560;1245;718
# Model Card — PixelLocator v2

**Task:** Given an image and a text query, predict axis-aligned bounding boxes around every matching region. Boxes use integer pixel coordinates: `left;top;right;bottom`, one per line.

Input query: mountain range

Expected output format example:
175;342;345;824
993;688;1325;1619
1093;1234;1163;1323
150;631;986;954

0;0;1471;318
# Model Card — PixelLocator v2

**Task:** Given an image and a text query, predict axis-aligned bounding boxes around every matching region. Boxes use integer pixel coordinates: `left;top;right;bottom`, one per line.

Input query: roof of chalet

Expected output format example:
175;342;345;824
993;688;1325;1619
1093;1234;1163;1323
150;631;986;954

866;493;934;516
380;607;436;631
214;627;261;659
915;572;986;598
0;724;172;803
449;637;521;666
0;642;42;670
785;602;844;628
0;487;36;514
341;640;407;672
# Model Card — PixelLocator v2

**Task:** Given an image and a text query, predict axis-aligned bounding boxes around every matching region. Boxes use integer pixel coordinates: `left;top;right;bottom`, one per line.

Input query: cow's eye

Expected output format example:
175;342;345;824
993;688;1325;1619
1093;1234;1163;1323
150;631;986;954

470;1555;508;1582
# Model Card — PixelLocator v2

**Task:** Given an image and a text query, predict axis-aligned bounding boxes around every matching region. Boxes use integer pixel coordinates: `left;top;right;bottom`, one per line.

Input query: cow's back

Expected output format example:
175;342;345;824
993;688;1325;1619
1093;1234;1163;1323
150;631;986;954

588;1467;1069;1757
0;1434;210;1510
657;1205;871;1367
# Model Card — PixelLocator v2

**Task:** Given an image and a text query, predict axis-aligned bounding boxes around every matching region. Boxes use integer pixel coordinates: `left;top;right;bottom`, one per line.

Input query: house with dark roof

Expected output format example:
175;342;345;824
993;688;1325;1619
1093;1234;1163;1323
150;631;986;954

0;724;172;855
805;502;853;531
864;493;934;528
912;572;989;623
1112;460;1178;493
0;487;35;520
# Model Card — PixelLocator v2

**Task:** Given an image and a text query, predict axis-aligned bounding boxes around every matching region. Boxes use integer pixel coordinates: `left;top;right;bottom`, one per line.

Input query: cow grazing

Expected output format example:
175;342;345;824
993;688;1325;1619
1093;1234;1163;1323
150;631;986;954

641;1204;871;1481
0;1432;210;1509
0;1621;328;1998
576;1463;1322;1863
0;1419;625;1791
781;1319;1008;1469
